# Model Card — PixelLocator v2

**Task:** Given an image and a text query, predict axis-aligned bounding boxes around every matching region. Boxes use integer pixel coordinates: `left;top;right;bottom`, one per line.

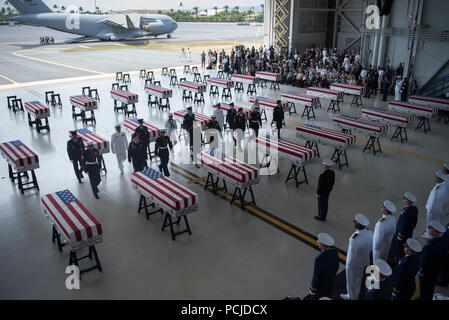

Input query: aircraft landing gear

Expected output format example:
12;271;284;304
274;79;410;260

167;34;171;39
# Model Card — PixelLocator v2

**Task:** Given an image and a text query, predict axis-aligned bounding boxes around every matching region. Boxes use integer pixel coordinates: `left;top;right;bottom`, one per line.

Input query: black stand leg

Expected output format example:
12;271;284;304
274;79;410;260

161;212;192;241
363;136;382;155
138;195;162;219
415;117;431;133
391;126;408;143
331;148;349;169
327;100;340;113
231;186;256;209
301;105;315;120
286;164;308;187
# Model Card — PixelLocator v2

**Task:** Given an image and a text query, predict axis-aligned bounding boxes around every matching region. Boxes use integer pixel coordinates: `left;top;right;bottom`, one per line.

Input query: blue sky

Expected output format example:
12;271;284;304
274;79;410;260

2;1;264;11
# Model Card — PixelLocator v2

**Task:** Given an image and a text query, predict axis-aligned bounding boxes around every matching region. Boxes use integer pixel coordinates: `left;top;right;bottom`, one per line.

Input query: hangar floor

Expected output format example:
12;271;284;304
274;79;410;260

0;67;448;299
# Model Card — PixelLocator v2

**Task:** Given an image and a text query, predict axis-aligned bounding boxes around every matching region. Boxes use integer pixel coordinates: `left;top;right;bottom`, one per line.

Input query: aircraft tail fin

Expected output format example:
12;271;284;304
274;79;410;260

125;15;136;29
8;0;53;15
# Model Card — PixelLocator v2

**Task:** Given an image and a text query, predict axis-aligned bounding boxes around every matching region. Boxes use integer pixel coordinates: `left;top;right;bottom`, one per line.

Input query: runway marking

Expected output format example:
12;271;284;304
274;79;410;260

284;119;448;165
0;73;17;84
12;50;105;75
169;162;348;263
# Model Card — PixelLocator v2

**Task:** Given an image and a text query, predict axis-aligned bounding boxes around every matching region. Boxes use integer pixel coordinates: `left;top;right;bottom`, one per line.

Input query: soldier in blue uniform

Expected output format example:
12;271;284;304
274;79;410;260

67;130;85;183
309;233;339;299
437;223;449;287
134;119;151;162
393;192;418;263
128;134;147;172
225;103;237;131
365;258;393;300
81;142;102;199
419;220;447;300
392;238;422;300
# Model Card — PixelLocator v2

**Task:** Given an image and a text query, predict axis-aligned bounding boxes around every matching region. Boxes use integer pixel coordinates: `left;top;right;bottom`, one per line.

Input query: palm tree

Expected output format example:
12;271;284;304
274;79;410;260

224;5;229;20
53;4;58;11
192;7;199;20
170;8;174;15
213;6;218;15
260;4;264;13
61;5;66;12
179;2;183;11
234;6;239;13
78;7;83;13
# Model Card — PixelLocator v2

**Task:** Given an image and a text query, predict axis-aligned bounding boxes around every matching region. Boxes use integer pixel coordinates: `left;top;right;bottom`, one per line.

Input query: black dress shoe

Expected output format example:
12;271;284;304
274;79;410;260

314;216;325;221
78;178;82;184
94;193;100;199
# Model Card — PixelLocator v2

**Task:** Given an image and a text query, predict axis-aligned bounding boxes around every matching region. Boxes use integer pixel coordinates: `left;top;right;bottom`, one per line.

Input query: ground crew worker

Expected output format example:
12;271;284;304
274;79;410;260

134;119;151;158
393;192;418;263
233;107;246;151
67;130;85;183
155;129;173;177
128;134;147;172
315;159;335;222
392;238;422;300
111;124;128;174
309;233;339;299
165;113;178;145
425;171;449;237
249;107;262;138
373;200;397;262
81;142;102;199
226;102;237;131
437;223;449;287
364;258;393;300
341;214;373;300
213;103;225;131
272;100;284;139
419;220;447;300
183;107;195;148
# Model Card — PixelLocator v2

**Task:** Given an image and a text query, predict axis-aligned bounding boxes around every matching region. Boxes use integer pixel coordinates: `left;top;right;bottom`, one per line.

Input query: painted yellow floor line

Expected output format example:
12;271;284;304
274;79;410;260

286;119;447;165
171;164;347;262
12;51;105;75
0;73;17;84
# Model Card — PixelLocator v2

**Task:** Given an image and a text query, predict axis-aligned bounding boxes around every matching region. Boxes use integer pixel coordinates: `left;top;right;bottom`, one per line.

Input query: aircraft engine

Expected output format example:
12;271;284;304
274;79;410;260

140;17;164;33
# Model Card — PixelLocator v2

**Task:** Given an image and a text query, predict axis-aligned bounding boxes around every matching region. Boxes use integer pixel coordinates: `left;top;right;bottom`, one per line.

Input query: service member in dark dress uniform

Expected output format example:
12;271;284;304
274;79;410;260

315;159;335;222
81;142;102;199
233;108;247;150
204;115;222;151
309;233;339;299
67;130;85;183
183;107;195;148
134;119;151;158
128;134;147;172
272;100;284;139
393;192;418;263
419;220;447;300
155;129;173;177
365;258;393;300
392;238;422;300
437;223;449;287
226;102;237;131
249;107;262;138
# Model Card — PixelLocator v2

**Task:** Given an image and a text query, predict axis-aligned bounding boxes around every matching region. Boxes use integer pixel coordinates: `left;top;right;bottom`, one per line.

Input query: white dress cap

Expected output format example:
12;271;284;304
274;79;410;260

383;200;397;213
444;163;449;171
374;258;392;277
429;220;446;233
406;238;422;253
322;158;334;167
436;170;447;181
403;192;416;203
354;213;369;227
317;233;335;247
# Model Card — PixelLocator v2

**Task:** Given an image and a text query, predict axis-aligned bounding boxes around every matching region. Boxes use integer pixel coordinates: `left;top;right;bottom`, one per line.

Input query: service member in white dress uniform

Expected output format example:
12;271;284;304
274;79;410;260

394;77;403;101
213;104;225;132
340;214;373;300
425;171;449;237
373;200;397;262
110;124;128;174
165;113;178;144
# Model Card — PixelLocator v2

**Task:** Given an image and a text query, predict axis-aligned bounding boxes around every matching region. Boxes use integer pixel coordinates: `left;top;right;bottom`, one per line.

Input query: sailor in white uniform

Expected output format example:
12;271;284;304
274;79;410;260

110;124;128;174
213;104;225;132
340;214;373;300
394;76;403;101
165;113;178;144
425;171;449;237
373;200;397;262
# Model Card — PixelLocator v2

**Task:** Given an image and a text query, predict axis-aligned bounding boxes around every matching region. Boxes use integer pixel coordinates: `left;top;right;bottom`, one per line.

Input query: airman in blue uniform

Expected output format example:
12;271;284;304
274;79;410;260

393;192;418;263
437;223;449;287
309;233;339;299
67;130;85;183
392;238;422;300
365;258;393;300
419;220;447;300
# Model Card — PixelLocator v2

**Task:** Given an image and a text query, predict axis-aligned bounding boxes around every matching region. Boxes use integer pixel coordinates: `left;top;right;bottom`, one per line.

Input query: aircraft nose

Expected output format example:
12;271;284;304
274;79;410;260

171;19;178;32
